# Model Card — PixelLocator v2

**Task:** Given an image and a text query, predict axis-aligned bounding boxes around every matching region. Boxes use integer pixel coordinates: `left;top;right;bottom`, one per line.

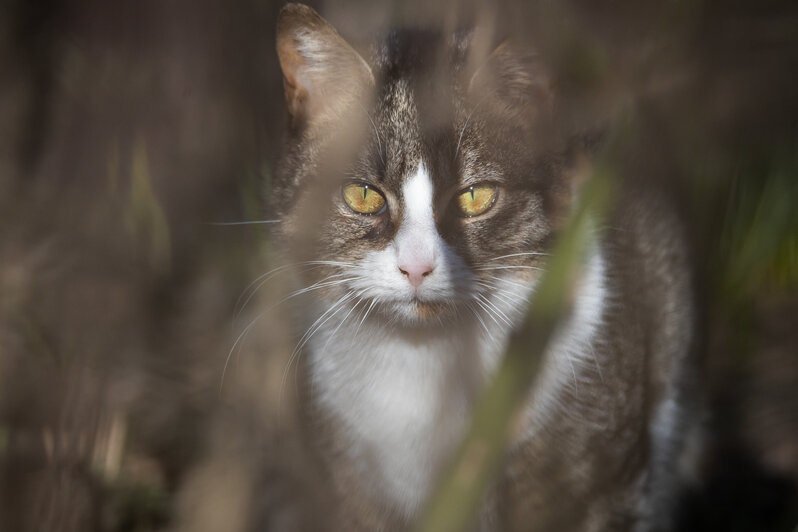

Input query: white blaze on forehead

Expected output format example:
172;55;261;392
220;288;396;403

396;163;437;265
402;163;435;223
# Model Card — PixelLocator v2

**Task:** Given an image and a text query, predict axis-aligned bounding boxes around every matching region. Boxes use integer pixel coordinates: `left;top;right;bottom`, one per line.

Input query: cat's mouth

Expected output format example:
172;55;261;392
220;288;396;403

408;298;451;320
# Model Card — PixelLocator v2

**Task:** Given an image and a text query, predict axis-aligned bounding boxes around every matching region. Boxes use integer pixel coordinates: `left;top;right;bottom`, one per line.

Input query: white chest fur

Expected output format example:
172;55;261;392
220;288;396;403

308;313;508;516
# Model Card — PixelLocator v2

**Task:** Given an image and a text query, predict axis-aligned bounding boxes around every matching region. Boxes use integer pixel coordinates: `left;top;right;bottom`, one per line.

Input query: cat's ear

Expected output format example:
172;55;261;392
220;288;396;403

277;3;374;128
468;40;553;124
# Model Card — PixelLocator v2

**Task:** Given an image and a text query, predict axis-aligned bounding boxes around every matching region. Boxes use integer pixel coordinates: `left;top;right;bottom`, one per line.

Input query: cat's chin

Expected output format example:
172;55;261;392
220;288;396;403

387;298;457;326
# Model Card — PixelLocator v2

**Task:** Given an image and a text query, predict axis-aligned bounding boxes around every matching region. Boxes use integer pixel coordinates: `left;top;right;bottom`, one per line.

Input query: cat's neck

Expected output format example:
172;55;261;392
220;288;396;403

303;246;608;517
304;281;528;515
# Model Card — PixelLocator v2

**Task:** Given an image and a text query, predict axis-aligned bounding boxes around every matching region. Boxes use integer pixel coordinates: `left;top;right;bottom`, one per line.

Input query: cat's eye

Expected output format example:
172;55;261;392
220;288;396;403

342;182;386;215
457;185;497;217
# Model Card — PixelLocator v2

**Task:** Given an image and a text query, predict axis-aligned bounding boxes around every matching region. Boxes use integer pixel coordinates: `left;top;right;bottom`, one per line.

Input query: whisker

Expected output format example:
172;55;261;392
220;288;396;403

261;276;357;316
567;354;579;396
384;311;401;330
226;275;359;393
497;288;527;306
225;284;353;391
295;293;365;395
466;302;495;344
235;263;297;314
279;291;356;408
475;265;546;272
589;344;605;384
477;277;517;291
478;279;528;299
477;282;525;308
282;291;356;390
483;275;533;291
285;277;358;300
236;270;352;322
207;219;282;226
484;251;550;262
267;279;361;333
234;260;354;317
320;294;365;354
220;310;266;392
354;298;378;338
473;296;502;329
478;294;513;327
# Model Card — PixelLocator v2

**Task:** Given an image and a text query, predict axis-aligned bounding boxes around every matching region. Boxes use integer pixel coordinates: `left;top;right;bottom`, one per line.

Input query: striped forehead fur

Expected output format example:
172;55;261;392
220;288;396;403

275;21;559;279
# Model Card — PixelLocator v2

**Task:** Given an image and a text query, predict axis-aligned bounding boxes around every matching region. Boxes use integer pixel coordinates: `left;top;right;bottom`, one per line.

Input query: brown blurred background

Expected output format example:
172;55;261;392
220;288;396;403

0;0;796;530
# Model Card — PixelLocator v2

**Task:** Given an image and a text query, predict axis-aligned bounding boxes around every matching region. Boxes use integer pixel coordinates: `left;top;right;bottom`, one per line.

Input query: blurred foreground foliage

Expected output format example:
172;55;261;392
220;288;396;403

0;0;796;531
712;146;798;305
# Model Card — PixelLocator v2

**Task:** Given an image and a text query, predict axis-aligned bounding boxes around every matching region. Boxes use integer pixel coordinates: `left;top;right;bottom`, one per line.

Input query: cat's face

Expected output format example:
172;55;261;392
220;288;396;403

275;5;571;327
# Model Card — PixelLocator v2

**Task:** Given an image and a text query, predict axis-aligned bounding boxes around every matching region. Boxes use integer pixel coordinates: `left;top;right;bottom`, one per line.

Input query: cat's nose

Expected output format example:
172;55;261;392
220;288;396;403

398;263;434;288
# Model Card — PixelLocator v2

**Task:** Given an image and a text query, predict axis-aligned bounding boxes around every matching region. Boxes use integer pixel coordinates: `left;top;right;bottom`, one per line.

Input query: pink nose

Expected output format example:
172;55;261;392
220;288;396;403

399;263;434;288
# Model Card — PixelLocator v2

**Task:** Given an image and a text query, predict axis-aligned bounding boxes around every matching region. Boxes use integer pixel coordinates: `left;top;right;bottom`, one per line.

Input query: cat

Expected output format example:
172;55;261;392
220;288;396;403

271;3;699;530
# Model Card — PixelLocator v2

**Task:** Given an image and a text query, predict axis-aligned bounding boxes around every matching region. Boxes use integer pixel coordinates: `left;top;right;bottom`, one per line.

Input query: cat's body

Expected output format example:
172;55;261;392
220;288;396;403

272;4;698;530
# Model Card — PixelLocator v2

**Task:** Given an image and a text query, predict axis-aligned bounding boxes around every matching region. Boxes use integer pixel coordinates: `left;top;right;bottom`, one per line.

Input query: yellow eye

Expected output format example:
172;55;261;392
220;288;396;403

457;185;497;217
342;182;386;215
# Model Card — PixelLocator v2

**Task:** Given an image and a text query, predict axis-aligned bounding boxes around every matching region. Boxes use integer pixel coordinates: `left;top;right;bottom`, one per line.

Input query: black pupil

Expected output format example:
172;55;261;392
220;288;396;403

363;185;368;199
469;187;475;201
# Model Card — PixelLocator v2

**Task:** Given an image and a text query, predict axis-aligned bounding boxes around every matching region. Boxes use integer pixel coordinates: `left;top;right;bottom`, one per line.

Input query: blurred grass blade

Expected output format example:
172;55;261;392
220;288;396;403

125;139;171;272
416;169;613;532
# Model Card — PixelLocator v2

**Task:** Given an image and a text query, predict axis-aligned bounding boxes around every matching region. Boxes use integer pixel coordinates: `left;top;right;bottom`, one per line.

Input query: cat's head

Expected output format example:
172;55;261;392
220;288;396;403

274;3;575;327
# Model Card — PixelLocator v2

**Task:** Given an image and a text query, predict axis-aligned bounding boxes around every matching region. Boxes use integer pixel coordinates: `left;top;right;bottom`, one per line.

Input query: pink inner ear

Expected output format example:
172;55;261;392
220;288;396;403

277;34;311;120
276;4;374;125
